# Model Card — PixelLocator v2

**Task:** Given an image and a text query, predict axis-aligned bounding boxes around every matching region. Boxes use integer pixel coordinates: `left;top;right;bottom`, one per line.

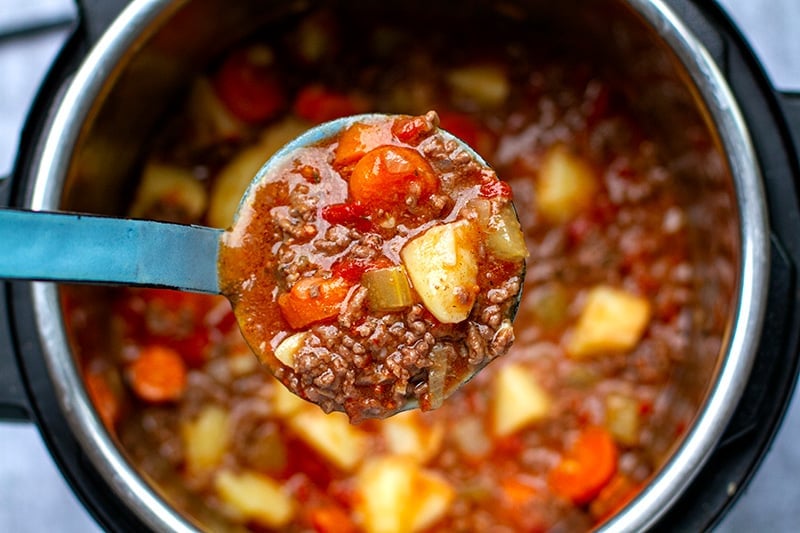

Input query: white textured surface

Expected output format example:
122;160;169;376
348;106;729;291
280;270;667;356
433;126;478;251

0;1;798;531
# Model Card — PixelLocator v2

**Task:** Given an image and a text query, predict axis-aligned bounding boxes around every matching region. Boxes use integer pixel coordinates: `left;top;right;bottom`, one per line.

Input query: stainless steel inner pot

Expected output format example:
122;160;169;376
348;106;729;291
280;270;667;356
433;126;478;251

21;0;769;530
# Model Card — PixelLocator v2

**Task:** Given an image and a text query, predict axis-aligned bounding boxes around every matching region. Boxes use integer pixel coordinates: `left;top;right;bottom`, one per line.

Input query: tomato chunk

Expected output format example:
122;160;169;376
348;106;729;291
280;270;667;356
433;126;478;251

349;146;438;212
213;45;285;123
294;84;367;124
278;276;352;329
321;202;372;232
549;426;618;505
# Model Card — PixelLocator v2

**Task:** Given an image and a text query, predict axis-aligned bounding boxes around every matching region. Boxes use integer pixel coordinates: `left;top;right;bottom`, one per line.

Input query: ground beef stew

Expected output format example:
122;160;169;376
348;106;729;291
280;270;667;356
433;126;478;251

218;112;525;420
62;7;732;532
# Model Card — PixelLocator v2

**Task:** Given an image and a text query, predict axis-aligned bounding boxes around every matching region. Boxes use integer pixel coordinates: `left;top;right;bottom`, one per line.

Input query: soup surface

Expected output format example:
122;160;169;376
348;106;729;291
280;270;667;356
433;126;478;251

64;6;731;532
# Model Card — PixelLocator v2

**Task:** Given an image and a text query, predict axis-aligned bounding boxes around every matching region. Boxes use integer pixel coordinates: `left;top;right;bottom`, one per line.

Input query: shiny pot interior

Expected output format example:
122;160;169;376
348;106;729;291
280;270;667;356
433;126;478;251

23;0;768;531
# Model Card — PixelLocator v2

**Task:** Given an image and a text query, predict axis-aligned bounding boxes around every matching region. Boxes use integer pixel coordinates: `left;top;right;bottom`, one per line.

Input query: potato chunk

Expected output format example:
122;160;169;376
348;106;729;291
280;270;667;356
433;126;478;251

567;285;651;358
447;64;510;108
381;411;444;464
401;220;479;323
491;363;551;437
208;118;309;228
215;469;295;528
129;162;207;223
536;145;597;223
287;408;369;471
181;405;230;472
355;456;454;533
273;331;309;368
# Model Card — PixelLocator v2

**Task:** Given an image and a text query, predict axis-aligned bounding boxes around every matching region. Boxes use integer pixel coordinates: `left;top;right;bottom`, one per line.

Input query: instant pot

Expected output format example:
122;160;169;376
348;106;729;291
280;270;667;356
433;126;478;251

1;0;799;531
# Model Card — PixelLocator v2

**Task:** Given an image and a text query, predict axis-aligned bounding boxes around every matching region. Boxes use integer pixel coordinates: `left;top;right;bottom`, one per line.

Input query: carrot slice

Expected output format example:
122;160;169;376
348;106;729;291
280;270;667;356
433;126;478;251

309;505;357;533
127;345;188;403
84;368;121;429
277;276;352;329
549;426;618;505
349;146;438;212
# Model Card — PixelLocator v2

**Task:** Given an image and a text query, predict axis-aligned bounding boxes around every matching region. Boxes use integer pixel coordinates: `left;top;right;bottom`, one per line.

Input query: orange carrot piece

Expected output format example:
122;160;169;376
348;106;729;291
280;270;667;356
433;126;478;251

501;476;538;506
548;426;618;505
589;474;640;522
127;345;188;403
84;369;121;430
334;122;380;167
277;276;352;329
309;505;357;533
349;145;438;211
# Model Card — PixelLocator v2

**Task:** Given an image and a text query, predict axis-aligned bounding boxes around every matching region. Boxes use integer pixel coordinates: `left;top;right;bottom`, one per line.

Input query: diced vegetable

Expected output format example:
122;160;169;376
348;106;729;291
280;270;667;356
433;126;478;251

349;146;439;211
536;145;597;223
527;282;569;329
271;378;308;417
447;64;510;108
321;201;372;232
491;362;551;437
287;409;369;471
295;84;368;124
273;331;309;368
484;204;528;261
605;393;641;446
362;266;414;311
401;220;480;324
451;417;492;459
213;44;285;123
309;505;357;533
129;162;207;223
354;456;455;533
381;411;444;464
208;118;308;228
549;427;618;505
589;474;639;522
84;367;122;430
181;405;230;472
127;345;187;403
501;477;539;506
567;285;651;358
426;345;449;409
334;122;382;167
277;276;352;329
215;469;295;528
185;77;246;148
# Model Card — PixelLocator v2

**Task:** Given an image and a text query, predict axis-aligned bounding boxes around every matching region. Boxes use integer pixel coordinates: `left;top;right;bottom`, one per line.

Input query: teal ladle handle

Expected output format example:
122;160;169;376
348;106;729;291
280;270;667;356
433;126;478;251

0;209;222;294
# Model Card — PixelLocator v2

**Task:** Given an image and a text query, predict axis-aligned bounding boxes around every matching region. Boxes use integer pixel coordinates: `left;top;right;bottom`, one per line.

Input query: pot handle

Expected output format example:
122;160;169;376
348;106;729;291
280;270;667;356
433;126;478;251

75;0;131;44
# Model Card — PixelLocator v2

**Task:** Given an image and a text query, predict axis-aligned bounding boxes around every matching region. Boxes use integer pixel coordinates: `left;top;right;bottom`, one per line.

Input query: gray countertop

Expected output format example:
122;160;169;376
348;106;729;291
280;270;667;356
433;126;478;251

1;1;798;531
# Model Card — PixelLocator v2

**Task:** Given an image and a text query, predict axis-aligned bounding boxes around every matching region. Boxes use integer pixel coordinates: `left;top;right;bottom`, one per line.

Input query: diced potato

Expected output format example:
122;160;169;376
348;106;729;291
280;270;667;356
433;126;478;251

491;363;551;437
567;285;652;358
129;162;207;222
485;204;528;261
447;64;510;108
273;332;309;368
355;456;455;533
381;411;444;464
401;220;480;324
208;118;309;228
605;393;641;446
215;469;295;528
362;266;414;311
186;77;246;149
271;379;308;418
287;408;369;471
181;405;230;472
536;145;597;223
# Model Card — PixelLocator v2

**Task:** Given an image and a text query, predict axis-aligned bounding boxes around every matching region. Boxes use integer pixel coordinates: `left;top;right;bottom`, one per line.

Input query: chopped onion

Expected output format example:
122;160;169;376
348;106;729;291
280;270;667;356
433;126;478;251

427;346;449;409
